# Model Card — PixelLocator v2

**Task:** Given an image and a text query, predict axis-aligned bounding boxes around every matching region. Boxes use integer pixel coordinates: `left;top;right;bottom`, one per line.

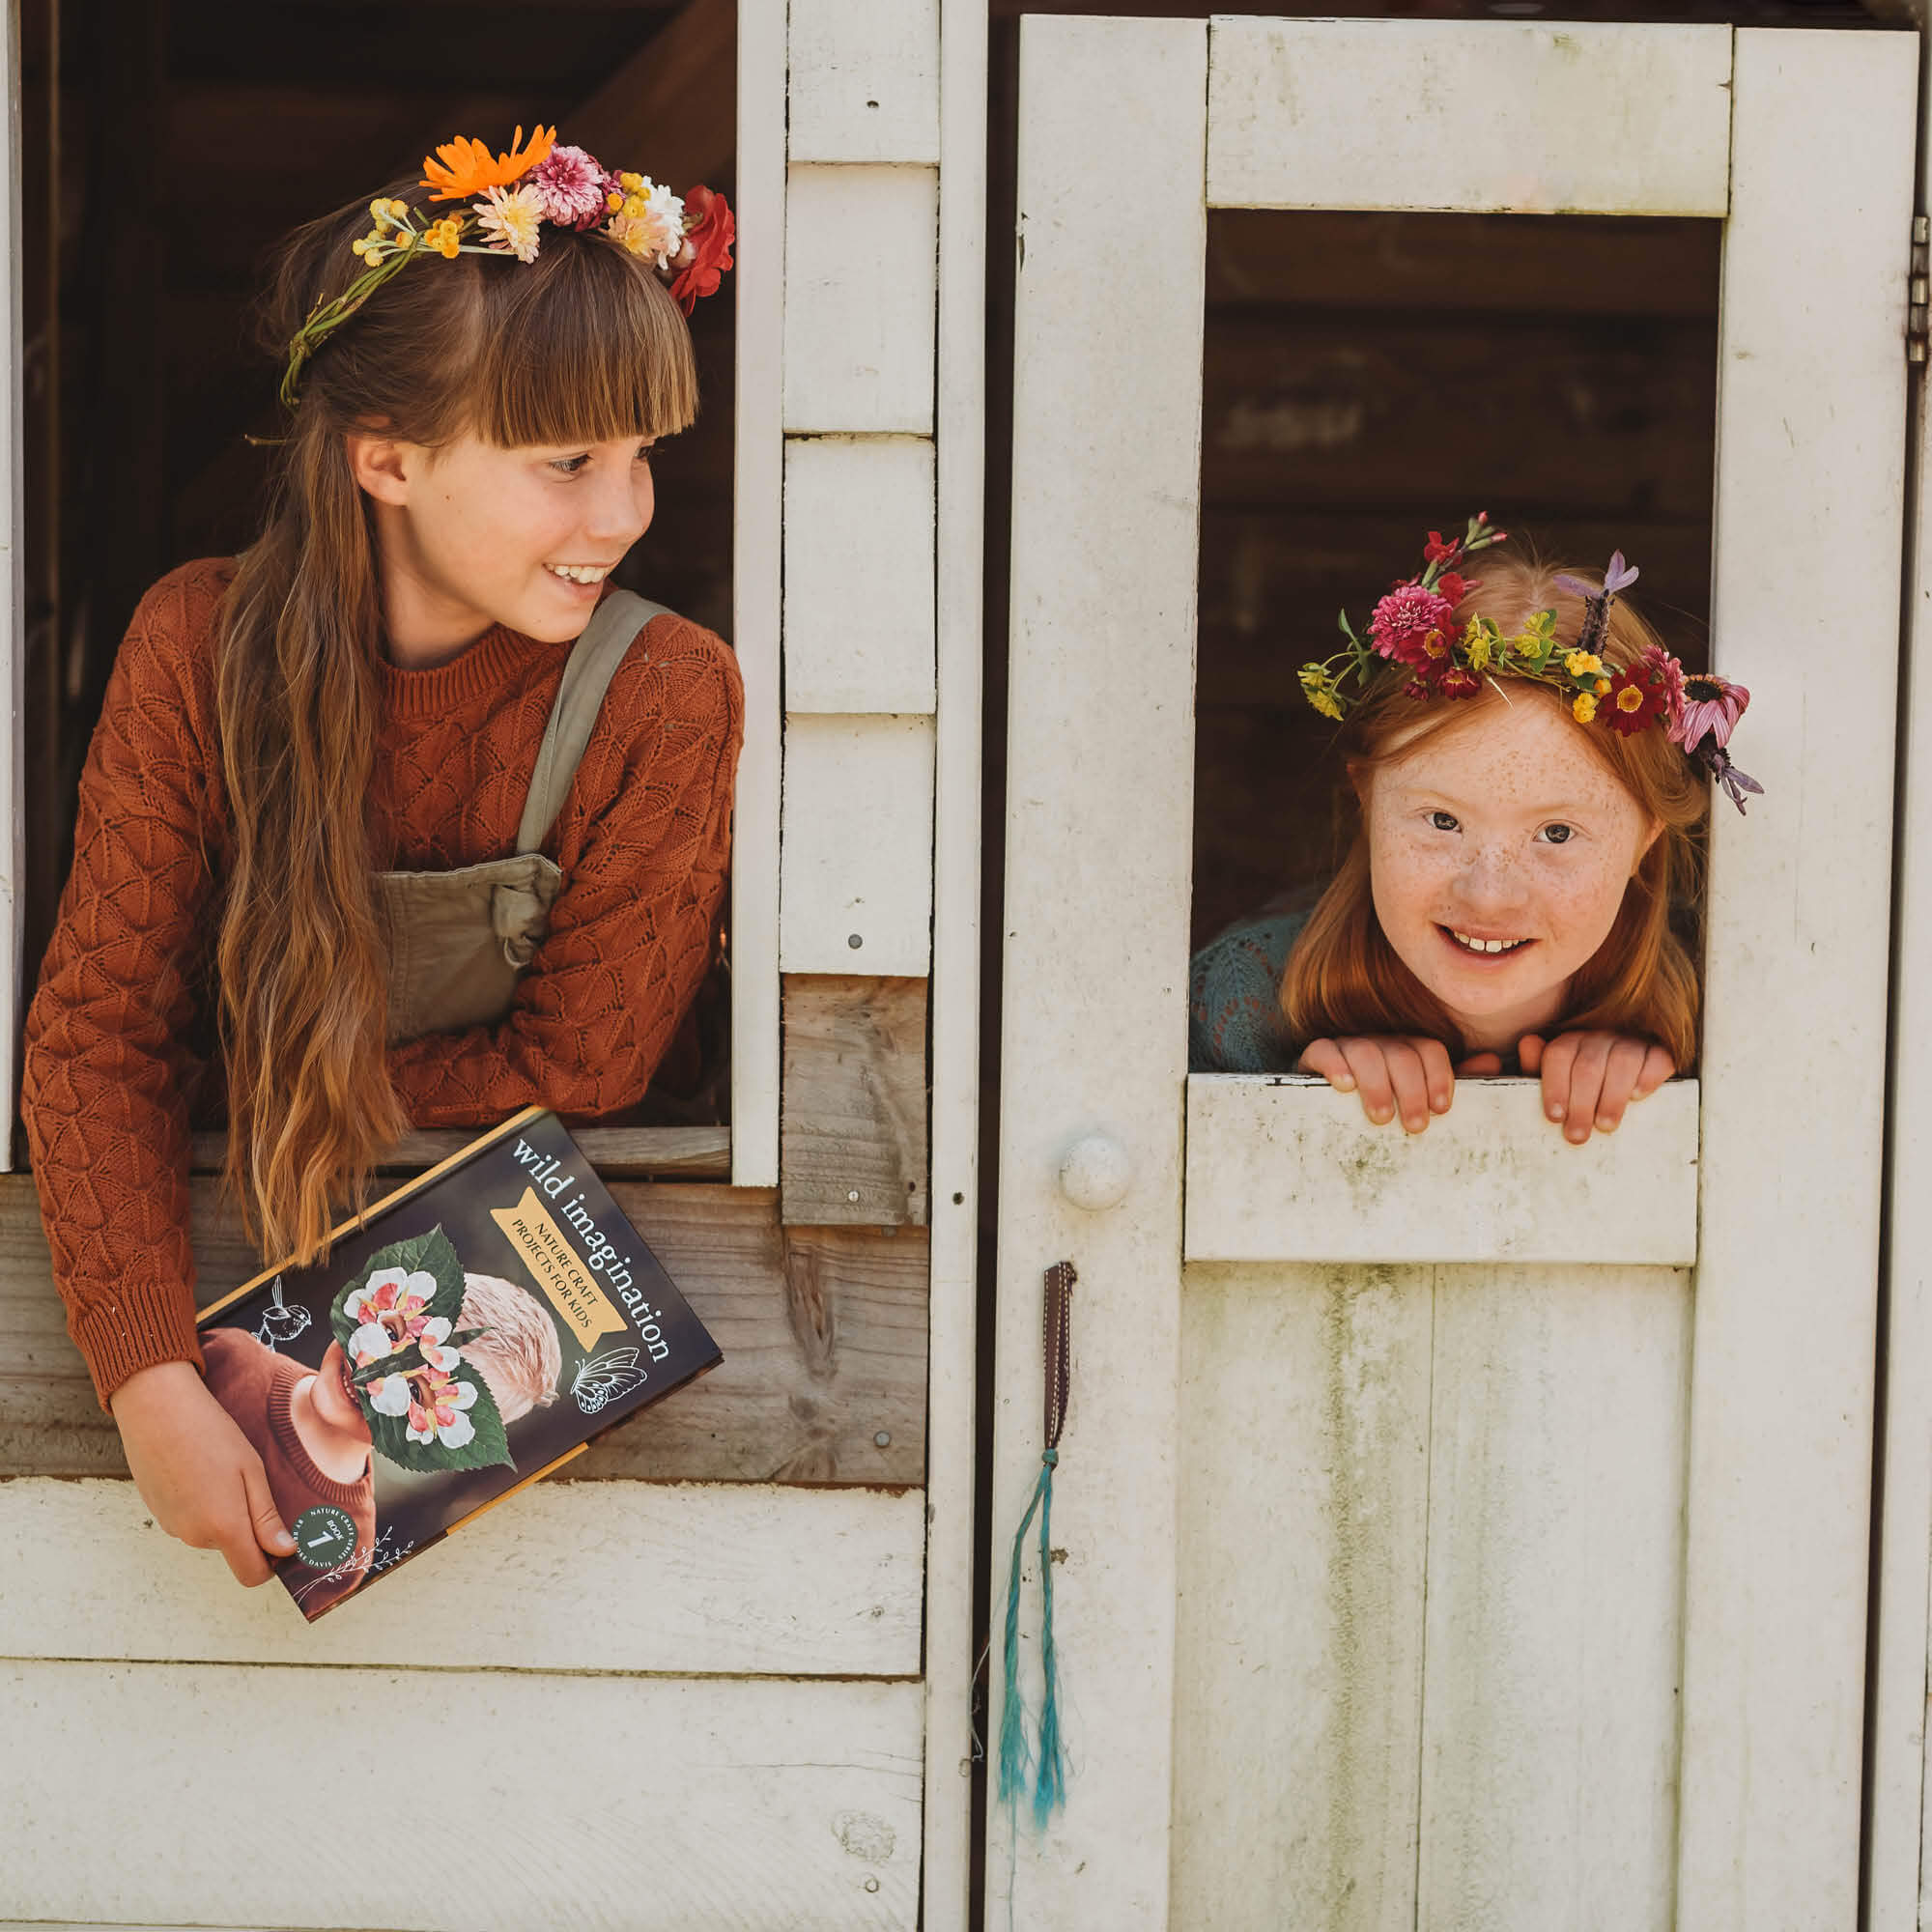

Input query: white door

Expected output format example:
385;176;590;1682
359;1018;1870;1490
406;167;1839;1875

990;16;1917;1928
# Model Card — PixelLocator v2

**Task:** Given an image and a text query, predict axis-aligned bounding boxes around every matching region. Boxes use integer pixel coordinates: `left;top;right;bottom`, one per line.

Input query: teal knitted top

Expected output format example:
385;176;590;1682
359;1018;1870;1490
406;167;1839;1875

1187;910;1309;1074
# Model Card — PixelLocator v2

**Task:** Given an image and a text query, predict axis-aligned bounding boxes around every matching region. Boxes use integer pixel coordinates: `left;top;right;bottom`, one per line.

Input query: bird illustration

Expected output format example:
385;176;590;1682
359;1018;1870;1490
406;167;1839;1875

254;1276;311;1349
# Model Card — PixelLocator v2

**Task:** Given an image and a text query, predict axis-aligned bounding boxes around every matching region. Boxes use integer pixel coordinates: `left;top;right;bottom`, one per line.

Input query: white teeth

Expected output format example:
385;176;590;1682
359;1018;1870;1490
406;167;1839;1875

546;563;611;584
1451;930;1528;955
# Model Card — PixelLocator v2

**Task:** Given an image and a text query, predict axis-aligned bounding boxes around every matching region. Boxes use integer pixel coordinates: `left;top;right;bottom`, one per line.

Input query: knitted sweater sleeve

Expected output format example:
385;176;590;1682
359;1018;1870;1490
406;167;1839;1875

21;563;226;1405
386;616;744;1124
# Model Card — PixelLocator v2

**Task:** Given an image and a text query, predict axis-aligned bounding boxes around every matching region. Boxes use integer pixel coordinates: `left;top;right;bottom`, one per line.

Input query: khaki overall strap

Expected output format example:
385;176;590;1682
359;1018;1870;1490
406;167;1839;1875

514;587;670;854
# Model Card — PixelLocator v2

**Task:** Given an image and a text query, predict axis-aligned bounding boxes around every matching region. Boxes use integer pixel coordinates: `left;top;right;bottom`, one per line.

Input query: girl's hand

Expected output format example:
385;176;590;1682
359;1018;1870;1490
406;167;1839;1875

109;1361;296;1585
1518;1031;1674;1145
1297;1035;1463;1133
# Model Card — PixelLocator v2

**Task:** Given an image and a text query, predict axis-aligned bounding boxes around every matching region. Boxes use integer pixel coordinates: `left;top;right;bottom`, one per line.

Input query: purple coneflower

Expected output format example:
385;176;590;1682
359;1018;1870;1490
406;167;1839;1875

1671;672;1750;752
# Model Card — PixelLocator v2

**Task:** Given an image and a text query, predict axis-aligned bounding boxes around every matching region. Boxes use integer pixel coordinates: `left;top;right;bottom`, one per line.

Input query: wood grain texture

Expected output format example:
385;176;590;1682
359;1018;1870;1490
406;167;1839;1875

779;714;936;977
781;976;928;1228
1208;18;1732;214
1174;1262;1432;1931
1184;1075;1699;1265
788;0;940;165
783;164;938;435
784;435;937;714
989;17;1207;1924
0;1663;922;1930
0;1179;928;1485
0;1479;923;1676
731;0;786;1187
188;1125;731;1179
1677;32;1917;1930
0;0;19;1177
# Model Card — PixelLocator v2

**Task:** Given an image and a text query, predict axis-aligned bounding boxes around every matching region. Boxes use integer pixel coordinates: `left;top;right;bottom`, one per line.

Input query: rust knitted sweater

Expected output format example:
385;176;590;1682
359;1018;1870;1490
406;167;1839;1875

22;557;743;1406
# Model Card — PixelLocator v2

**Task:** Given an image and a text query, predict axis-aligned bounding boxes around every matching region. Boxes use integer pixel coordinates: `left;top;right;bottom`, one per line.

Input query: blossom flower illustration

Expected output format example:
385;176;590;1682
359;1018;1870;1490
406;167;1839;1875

473;184;545;262
1671;672;1750;752
407;1372;479;1449
526;144;614;230
364;1374;414;1417
413;1316;464;1375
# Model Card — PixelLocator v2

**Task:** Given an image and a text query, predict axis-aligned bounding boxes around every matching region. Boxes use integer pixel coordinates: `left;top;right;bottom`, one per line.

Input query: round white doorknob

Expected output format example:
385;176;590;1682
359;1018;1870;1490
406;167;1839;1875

1059;1133;1133;1211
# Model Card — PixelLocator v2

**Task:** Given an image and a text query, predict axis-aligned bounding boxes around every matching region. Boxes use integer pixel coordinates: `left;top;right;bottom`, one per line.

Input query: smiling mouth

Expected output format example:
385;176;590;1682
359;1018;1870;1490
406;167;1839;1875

1439;925;1534;957
545;562;617;585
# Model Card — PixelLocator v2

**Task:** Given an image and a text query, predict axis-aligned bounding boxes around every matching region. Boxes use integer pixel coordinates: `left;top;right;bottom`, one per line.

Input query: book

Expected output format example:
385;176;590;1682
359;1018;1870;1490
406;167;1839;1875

194;1105;721;1621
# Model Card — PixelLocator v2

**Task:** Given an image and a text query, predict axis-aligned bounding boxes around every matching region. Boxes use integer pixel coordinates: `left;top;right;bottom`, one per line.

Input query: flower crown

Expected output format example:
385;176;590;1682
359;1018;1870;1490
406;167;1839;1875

1296;514;1763;813
279;125;735;411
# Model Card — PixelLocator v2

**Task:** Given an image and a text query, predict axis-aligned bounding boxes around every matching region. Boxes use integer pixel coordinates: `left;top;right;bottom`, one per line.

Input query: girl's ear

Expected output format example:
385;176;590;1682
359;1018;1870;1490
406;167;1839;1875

1346;759;1372;810
1633;813;1664;874
344;427;412;507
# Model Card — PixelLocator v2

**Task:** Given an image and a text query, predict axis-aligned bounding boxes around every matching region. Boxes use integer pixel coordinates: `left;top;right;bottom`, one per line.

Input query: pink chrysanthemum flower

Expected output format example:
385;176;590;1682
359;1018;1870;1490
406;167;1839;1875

1670;672;1750;752
527;144;612;231
1368;582;1460;668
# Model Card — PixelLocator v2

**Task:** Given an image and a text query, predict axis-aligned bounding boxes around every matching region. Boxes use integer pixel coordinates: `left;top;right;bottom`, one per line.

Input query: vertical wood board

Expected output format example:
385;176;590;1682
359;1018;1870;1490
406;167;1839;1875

1414;1265;1690;1931
0;1663;923;1930
923;0;992;1921
1207;18;1732;216
784;435;937;714
783;165;938;435
780;714;935;977
1172;1262;1431;1931
1677;29;1918;1930
788;0;941;165
781;975;929;1227
0;4;19;1172
731;0;786;1186
0;1479;924;1676
988;16;1207;1926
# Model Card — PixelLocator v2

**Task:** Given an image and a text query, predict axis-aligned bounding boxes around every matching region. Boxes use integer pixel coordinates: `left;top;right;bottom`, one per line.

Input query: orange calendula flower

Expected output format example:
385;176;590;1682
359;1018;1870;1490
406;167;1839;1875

421;124;557;202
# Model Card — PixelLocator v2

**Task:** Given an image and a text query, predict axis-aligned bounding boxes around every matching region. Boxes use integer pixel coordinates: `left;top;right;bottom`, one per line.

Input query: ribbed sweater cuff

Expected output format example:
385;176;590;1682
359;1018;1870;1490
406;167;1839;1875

73;1281;204;1411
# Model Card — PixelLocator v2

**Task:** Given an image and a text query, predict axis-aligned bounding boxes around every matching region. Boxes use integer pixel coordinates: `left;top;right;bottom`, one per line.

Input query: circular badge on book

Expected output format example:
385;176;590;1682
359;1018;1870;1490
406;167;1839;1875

290;1503;358;1570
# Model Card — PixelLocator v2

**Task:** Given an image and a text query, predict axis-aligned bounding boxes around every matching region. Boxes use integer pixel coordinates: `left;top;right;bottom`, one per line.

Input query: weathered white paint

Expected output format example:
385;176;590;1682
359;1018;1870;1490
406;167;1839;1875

0;1662;922;1930
788;0;941;166
989;15;1206;1926
922;0;990;1922
1207;17;1732;216
0;9;21;1174
1677;29;1917;1930
1865;38;1932;1932
783;165;938;436
0;1479;923;1677
784;436;937;714
1173;1262;1432;1930
731;0;786;1187
780;714;934;977
1184;1075;1699;1265
1414;1265;1690;1929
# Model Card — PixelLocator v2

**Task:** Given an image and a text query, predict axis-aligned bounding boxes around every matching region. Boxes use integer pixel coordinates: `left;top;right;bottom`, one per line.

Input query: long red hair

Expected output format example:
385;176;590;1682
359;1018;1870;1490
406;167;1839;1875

1280;550;1709;1065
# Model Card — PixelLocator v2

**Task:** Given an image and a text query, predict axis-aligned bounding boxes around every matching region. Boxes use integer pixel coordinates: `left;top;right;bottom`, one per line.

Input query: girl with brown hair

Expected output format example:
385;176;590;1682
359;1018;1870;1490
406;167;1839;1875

1188;516;1757;1144
20;128;741;1590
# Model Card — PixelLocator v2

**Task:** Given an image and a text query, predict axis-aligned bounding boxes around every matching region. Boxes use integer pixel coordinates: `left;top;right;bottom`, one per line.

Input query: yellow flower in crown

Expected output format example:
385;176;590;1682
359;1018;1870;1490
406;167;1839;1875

1573;692;1599;724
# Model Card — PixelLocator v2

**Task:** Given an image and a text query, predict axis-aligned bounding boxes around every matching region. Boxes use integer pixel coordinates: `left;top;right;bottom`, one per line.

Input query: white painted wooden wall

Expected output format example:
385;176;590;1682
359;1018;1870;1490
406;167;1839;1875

992;16;1917;1930
0;2;991;1927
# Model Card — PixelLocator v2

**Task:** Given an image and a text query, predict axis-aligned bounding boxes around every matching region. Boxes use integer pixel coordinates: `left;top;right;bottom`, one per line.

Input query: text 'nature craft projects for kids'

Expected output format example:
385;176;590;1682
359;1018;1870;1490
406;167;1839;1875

196;1106;721;1621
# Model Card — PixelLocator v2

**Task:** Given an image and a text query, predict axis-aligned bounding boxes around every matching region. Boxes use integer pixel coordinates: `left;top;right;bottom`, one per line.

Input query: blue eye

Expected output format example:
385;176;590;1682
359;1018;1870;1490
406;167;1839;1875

1430;810;1460;832
1540;823;1575;845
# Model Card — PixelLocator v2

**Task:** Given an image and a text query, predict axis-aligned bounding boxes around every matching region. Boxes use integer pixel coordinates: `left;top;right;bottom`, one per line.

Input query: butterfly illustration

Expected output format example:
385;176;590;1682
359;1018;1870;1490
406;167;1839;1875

254;1276;311;1350
571;1347;649;1415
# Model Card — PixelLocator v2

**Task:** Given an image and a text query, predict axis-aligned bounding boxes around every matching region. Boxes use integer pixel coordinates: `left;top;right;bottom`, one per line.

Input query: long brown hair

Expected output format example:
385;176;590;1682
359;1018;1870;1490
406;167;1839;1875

1280;549;1709;1065
218;181;698;1264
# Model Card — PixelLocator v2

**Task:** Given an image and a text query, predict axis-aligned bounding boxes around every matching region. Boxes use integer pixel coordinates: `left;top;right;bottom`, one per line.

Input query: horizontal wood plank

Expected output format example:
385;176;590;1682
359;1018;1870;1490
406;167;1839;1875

0;1180;927;1484
783;164;938;434
0;1662;922;1930
188;1124;731;1179
780;715;936;977
788;0;941;165
784;435;937;714
0;1478;923;1675
781;976;930;1227
1208;19;1732;215
1184;1075;1699;1265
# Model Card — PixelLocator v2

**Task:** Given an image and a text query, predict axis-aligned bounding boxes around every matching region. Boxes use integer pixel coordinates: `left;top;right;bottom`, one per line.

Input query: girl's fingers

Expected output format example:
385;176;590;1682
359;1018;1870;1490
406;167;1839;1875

1517;1033;1547;1075
1456;1051;1503;1077
1634;1043;1676;1099
1296;1037;1353;1091
1561;1032;1615;1144
1378;1038;1435;1133
1593;1037;1651;1132
1338;1037;1400;1126
1413;1037;1456;1115
1538;1032;1580;1124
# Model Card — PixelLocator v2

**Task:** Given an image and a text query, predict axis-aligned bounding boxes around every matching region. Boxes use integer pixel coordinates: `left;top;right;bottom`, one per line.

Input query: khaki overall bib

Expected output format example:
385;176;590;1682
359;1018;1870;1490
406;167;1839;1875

376;588;667;1042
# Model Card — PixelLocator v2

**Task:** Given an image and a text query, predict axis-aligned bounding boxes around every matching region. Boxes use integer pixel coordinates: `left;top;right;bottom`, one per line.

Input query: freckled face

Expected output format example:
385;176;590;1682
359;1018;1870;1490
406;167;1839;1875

383;431;658;645
1363;692;1660;1053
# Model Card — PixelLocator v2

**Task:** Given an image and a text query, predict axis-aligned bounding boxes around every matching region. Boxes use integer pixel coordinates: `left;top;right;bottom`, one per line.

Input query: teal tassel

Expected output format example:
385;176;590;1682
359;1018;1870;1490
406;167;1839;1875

999;1260;1076;1832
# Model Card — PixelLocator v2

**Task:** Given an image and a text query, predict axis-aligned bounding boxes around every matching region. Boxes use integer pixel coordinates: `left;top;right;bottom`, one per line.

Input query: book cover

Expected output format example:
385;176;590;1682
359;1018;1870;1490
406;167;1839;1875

194;1105;721;1620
